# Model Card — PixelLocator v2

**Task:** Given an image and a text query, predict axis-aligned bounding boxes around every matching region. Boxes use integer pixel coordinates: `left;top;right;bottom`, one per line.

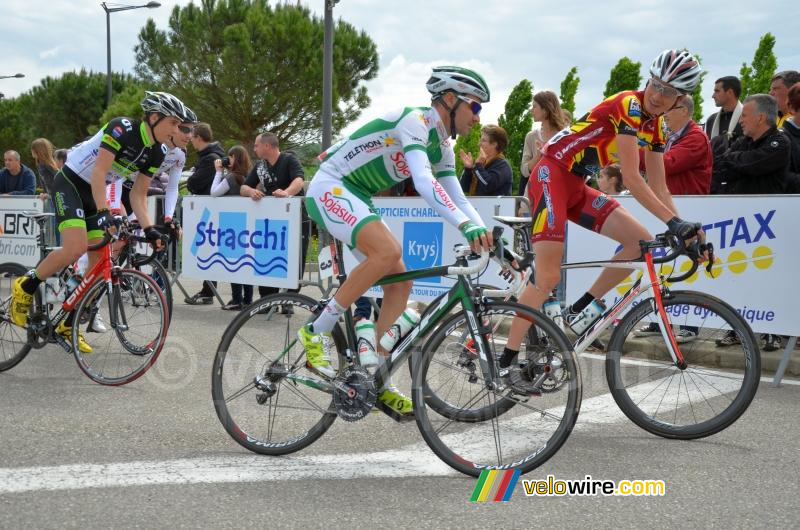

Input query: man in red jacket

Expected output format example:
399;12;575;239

662;95;712;194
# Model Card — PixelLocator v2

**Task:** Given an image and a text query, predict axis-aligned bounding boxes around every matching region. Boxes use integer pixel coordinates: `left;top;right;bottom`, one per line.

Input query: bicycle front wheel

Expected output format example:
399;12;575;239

0;263;33;371
606;290;760;439
72;269;169;385
212;293;347;456
413;302;581;477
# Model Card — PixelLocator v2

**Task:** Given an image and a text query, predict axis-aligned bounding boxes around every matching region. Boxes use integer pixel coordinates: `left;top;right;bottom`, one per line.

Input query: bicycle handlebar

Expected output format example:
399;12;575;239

642;227;715;283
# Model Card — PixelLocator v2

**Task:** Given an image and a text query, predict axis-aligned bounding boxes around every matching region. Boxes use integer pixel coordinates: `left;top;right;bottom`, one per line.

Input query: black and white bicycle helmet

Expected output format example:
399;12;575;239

141;91;196;122
649;50;703;94
426;66;491;103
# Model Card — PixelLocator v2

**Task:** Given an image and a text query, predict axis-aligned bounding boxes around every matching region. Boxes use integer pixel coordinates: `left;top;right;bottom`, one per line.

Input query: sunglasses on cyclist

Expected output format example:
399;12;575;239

649;77;682;99
457;95;482;116
178;125;193;134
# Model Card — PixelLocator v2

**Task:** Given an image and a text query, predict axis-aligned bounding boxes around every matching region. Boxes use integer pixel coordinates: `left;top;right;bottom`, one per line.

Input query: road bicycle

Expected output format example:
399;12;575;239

212;226;582;477
483;215;761;439
0;212;170;385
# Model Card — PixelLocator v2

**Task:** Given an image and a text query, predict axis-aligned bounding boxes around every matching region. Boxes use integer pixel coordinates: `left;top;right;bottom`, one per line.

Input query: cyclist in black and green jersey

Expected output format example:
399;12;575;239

10;92;196;352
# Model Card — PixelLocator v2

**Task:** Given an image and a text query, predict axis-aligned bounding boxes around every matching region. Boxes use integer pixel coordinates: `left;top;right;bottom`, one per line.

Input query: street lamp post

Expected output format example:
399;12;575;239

101;1;161;106
322;0;339;150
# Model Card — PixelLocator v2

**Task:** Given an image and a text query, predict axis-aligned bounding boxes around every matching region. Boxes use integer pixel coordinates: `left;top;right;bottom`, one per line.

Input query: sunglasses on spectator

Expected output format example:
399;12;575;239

457;95;482;116
649;78;682;99
178;125;193;134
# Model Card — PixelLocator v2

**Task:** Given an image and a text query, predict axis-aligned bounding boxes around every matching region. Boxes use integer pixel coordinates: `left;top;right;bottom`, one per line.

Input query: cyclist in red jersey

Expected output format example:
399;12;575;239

503;49;705;367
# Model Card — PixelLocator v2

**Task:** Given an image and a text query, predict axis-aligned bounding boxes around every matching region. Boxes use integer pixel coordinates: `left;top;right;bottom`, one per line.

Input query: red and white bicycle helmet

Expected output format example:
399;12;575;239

649;50;702;93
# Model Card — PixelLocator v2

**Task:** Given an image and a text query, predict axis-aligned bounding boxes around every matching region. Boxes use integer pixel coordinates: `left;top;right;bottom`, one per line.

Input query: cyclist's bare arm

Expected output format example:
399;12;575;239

129;175;155;229
616;134;674;223
90;149;115;215
642;148;678;216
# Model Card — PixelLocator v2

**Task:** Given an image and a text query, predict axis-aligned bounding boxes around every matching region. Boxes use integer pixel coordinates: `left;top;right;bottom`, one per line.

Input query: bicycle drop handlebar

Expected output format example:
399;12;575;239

641;224;715;283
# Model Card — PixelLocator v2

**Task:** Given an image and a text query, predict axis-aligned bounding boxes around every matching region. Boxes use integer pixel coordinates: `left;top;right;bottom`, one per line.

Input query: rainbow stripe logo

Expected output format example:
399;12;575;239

470;470;521;501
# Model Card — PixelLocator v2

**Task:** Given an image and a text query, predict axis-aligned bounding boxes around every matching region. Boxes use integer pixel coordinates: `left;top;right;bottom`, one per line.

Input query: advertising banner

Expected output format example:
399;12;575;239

344;197;517;302
181;196;302;288
0;197;44;268
565;196;797;335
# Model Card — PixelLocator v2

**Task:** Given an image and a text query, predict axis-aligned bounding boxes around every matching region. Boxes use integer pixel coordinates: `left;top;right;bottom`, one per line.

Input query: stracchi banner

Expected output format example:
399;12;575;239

181;196;303;288
565;195;798;336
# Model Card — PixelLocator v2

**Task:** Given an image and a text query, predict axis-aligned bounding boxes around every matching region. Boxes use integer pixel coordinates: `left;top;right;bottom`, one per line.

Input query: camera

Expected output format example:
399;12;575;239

221;156;231;168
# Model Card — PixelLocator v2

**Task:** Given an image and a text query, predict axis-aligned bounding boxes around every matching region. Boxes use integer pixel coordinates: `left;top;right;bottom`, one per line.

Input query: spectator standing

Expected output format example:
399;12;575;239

240;132;308;299
0;151;36;195
30;138;58;196
705;76;744;140
661;95;712;195
784;83;800;187
209;145;255;310
711;94;790;195
54;149;67;168
185;122;226;305
520;91;569;196
459;124;512;196
769;71;800;128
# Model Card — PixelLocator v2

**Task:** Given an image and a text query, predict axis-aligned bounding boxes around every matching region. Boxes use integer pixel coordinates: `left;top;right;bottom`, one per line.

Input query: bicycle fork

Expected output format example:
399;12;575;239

644;253;687;370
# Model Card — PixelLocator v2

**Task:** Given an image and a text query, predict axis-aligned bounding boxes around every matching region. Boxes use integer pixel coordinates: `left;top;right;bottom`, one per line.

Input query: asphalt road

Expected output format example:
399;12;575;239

1;280;798;529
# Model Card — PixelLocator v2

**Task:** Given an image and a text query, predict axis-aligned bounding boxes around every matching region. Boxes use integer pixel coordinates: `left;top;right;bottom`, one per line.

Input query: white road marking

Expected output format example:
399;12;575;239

0;374;752;494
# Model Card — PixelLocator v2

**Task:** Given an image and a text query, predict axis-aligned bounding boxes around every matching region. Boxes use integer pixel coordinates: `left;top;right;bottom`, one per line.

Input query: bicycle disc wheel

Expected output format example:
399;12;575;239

413;302;581;477
212;293;347;456
72;269;169;385
0;263;33;371
606;290;760;439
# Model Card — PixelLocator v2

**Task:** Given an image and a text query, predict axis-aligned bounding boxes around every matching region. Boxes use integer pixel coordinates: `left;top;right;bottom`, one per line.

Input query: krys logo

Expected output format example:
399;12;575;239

404;221;443;283
191;208;288;278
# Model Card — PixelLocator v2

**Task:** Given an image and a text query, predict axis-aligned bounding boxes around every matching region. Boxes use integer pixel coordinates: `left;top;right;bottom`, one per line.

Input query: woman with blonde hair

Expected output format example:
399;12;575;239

30;137;58;196
520;91;569;197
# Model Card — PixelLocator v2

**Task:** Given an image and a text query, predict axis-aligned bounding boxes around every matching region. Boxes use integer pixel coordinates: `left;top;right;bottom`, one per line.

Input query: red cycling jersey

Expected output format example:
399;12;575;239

543;90;666;179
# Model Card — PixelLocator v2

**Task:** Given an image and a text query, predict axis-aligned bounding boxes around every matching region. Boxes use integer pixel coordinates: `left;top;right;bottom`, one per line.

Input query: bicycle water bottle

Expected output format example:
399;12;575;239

355;320;380;369
543;297;564;330
567;299;606;335
44;278;65;304
65;274;81;296
379;308;420;352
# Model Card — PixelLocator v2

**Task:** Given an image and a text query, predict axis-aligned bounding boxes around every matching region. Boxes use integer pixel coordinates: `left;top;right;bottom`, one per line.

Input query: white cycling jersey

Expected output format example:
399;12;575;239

107;146;185;220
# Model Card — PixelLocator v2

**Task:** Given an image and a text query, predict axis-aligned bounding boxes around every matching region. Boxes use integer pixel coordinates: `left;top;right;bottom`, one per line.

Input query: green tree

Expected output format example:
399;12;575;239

453;122;481;176
687;51;707;122
498;79;533;194
740;32;777;99
604;57;642;98
25;69;136;149
559;66;580;118
134;0;379;148
0;95;33;167
95;84;148;132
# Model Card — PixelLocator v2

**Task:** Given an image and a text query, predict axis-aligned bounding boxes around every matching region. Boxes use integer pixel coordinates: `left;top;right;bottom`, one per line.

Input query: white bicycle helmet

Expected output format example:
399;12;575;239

141;91;196;123
426;66;491;103
649;50;702;94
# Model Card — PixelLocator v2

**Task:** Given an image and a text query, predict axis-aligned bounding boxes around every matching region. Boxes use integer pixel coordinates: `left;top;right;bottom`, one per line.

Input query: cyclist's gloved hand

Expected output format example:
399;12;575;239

143;225;166;243
163;217;182;240
460;222;490;252
97;209;125;234
666;217;701;239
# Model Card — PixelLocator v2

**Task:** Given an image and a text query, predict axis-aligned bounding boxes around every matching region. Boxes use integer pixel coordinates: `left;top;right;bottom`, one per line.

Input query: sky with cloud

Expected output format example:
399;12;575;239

2;0;798;136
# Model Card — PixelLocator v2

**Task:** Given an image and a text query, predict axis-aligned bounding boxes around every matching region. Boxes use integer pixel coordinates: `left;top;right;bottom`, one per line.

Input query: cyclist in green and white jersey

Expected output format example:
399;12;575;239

301;66;493;413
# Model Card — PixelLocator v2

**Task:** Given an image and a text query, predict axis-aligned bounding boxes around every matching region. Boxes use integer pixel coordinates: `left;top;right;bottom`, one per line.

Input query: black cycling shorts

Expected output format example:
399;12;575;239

51;169;104;239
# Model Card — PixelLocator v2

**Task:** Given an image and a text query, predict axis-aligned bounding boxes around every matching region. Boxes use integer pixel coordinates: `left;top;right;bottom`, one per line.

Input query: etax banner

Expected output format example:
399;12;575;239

344;197;517;302
181;196;302;288
565;195;798;335
0;197;45;268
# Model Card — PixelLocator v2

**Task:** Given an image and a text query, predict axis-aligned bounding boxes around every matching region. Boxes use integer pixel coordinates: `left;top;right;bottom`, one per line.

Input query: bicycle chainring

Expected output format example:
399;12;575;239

522;349;569;393
27;311;52;349
333;366;377;422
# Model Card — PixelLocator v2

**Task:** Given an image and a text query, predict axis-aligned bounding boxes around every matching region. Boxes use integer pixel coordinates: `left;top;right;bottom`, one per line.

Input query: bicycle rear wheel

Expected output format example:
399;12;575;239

72;269;169;385
0;263;32;371
606;290;760;439
413;302;581;477
212;293;347;456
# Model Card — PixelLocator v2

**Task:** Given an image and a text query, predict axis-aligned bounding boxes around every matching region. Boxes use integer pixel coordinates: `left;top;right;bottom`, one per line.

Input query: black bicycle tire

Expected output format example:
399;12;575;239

212;293;348;456
412;301;581;477
0;263;34;372
606;290;761;440
72;269;169;385
123;251;173;322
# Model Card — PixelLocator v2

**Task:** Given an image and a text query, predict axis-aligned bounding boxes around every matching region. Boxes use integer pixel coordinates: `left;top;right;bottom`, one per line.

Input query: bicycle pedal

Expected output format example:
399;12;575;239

373;400;415;423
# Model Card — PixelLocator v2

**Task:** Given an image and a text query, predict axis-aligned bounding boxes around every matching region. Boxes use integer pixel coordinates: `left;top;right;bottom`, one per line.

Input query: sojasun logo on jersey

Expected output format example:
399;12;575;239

404;221;443;283
190;208;288;278
320;189;358;227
